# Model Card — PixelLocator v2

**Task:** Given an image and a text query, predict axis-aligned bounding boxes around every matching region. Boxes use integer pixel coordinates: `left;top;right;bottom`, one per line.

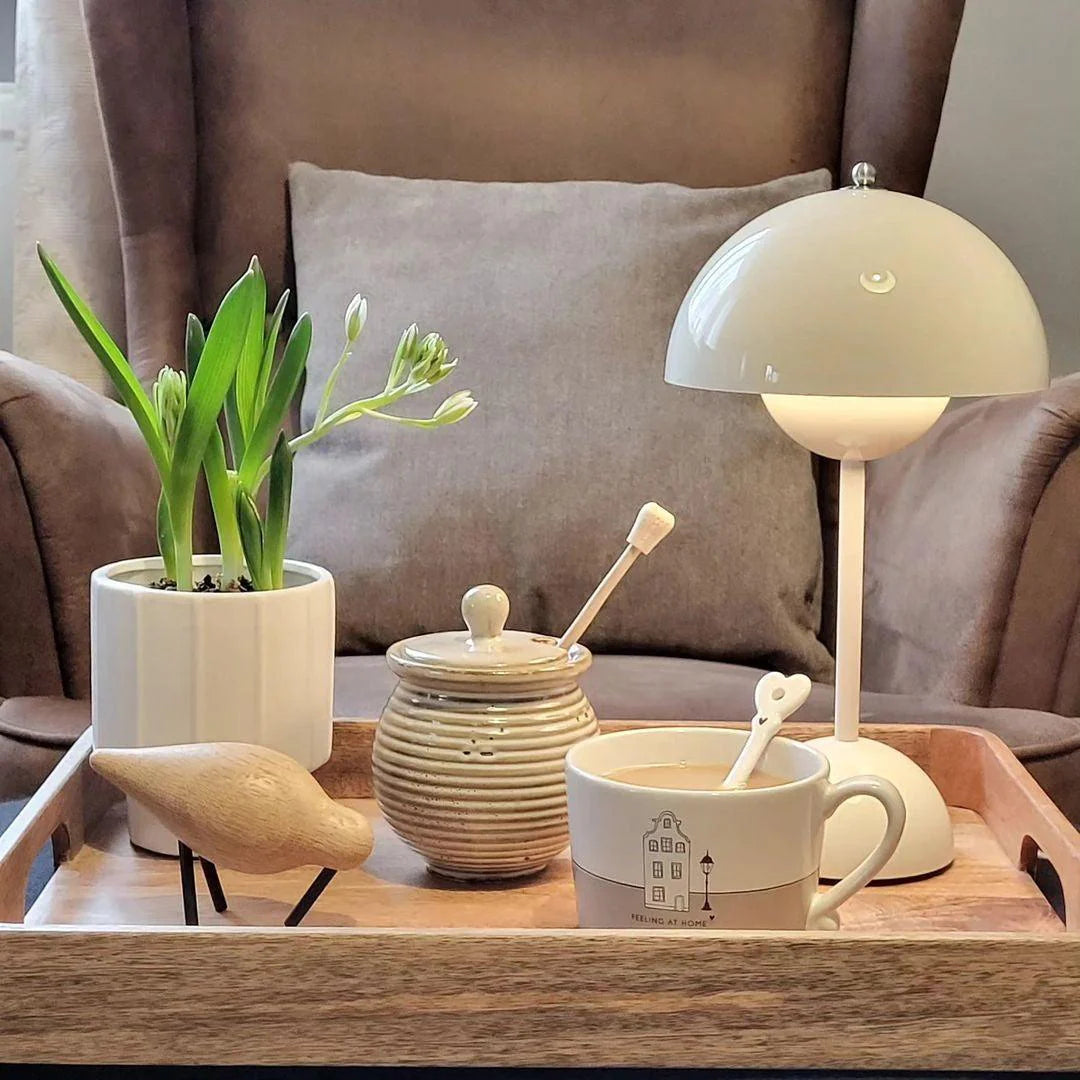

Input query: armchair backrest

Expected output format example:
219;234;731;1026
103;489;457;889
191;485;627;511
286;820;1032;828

74;0;965;665
82;0;964;382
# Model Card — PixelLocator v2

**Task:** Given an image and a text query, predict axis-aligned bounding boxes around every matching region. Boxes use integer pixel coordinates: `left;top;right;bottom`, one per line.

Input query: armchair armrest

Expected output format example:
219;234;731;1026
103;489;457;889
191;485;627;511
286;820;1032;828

0;353;159;700
864;374;1080;714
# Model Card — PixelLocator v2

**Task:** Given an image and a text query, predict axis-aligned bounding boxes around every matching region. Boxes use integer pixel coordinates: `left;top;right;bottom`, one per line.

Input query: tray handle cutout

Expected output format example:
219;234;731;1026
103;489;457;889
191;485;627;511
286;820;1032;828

1019;834;1069;928
0;730;113;924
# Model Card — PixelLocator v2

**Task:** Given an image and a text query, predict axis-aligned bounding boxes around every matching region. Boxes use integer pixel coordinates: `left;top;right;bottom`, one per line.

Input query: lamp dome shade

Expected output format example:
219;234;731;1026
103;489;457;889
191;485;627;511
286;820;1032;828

665;187;1048;397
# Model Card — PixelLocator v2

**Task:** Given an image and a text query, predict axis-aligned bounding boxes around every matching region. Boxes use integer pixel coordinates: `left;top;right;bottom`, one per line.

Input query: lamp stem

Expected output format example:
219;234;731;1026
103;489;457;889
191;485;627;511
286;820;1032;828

834;457;865;743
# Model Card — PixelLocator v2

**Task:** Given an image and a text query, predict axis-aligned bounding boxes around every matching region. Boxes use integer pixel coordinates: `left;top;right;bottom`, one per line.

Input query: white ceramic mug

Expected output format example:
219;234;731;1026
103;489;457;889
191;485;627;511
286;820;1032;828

566;727;905;930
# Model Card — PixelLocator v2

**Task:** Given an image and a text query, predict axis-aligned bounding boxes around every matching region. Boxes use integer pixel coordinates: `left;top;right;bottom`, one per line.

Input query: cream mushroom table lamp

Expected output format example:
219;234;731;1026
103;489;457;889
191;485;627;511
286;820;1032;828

665;163;1048;879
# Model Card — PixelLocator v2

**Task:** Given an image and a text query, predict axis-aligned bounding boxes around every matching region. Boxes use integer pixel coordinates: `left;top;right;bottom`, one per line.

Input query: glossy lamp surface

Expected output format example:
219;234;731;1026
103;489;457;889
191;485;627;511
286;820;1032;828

665;170;1049;881
665;185;1048;399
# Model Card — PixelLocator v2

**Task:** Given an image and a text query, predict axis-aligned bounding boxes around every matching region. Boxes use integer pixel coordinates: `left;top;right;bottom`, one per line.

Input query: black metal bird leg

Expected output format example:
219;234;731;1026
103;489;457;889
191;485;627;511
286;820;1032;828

284;867;337;926
178;842;199;926
200;857;228;913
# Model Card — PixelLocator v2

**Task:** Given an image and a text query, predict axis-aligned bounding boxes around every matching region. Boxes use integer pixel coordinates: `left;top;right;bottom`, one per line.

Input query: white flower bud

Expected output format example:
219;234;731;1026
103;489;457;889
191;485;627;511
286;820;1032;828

432;389;477;425
344;294;367;342
414;332;446;381
152;365;187;447
388;323;419;386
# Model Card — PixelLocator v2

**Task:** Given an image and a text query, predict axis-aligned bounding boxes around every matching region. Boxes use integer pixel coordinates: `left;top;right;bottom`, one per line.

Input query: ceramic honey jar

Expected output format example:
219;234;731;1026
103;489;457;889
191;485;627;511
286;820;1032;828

374;583;598;879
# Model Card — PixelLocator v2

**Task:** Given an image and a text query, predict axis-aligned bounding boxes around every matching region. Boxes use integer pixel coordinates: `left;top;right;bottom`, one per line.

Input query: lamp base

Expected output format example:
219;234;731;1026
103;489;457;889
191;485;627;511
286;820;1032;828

807;735;954;881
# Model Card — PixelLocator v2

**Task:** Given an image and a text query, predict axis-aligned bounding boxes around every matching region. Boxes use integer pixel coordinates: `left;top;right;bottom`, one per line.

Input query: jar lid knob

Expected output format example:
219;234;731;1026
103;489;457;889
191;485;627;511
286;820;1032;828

462;584;510;651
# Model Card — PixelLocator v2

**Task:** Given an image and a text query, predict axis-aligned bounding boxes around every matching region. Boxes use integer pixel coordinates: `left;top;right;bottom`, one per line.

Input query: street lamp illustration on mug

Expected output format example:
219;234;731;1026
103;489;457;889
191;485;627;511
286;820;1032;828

700;851;715;912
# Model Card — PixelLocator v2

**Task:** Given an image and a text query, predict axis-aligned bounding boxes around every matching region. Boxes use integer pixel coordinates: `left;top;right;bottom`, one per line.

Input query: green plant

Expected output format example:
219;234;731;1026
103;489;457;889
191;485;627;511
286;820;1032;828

39;247;476;591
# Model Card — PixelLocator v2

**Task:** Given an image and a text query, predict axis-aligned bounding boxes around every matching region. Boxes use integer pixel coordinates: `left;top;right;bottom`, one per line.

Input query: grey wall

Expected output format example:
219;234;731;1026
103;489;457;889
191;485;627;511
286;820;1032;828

926;0;1080;378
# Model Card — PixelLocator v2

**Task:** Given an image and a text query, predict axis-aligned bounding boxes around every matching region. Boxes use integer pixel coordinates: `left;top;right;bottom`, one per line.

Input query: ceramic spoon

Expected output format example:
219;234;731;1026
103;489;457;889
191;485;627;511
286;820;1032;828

721;671;813;790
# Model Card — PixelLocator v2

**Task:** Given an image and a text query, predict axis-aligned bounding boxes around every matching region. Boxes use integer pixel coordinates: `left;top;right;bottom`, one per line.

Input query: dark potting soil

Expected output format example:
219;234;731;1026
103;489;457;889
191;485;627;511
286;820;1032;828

148;575;256;593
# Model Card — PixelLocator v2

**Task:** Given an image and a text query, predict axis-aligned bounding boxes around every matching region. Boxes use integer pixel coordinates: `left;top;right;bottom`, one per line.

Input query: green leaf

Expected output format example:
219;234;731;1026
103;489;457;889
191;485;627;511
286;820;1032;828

224;386;246;466
165;271;255;590
37;245;170;479
263;433;293;590
169;270;256;513
185;314;205;378
238;313;311;491
234;256;267;438
156;489;177;582
255;290;289;414
236;486;268;590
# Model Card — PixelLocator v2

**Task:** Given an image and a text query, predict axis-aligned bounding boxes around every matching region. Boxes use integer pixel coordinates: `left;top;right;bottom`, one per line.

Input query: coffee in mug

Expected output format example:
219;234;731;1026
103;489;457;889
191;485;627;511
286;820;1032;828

566;727;905;930
605;762;787;791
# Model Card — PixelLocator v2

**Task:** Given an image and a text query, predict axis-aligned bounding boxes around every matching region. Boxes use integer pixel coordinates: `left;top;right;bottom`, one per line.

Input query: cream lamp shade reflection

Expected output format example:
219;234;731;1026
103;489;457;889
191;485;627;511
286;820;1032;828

665;163;1048;880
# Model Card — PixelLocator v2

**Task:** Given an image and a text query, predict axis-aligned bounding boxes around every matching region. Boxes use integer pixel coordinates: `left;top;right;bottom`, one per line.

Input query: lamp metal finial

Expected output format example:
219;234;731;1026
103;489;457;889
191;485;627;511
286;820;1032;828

851;161;877;189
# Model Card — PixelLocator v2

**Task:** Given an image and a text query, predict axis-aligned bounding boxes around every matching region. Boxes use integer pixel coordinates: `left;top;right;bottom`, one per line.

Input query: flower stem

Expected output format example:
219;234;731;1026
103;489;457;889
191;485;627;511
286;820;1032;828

314;340;354;428
156;489;178;582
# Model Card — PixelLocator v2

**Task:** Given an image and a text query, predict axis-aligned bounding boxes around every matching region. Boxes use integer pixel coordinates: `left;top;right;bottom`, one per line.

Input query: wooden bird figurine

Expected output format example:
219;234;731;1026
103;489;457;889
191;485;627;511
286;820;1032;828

90;742;374;926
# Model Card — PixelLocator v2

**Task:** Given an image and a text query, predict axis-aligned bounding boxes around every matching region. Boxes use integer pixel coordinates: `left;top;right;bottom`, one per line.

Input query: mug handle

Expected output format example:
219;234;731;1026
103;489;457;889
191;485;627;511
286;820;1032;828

805;775;906;930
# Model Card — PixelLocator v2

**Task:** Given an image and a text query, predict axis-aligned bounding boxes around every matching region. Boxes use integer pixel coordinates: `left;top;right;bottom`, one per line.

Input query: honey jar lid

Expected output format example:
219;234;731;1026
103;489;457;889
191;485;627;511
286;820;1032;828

387;584;591;679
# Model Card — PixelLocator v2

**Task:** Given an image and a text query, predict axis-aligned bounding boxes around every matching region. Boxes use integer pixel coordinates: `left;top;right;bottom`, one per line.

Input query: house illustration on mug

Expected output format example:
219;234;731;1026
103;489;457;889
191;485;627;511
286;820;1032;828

642;810;691;910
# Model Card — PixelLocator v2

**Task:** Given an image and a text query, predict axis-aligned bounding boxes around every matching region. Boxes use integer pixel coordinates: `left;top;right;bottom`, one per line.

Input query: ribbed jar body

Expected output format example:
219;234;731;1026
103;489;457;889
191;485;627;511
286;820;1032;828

374;670;598;879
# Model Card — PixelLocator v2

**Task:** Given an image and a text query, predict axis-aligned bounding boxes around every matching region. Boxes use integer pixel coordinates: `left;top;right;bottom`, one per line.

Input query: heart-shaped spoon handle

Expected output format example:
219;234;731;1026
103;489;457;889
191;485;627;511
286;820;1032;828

721;672;813;790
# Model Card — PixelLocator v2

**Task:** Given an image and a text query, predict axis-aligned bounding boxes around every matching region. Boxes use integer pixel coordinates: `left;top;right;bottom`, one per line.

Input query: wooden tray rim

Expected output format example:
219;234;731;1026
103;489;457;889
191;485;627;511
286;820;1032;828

2;718;1078;938
3;723;1080;1070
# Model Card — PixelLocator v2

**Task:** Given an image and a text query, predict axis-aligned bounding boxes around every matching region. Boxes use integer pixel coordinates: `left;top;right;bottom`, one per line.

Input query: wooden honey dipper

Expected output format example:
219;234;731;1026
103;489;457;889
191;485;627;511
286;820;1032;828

558;502;676;650
90;742;374;926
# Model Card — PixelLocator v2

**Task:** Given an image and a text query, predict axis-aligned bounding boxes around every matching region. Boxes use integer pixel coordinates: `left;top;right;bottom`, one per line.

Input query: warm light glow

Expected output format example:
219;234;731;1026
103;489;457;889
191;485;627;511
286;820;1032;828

761;394;949;460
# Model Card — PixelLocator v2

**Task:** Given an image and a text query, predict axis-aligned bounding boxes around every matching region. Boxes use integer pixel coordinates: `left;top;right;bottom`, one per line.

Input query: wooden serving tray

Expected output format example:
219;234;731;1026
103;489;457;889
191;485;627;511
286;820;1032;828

1;719;1079;1070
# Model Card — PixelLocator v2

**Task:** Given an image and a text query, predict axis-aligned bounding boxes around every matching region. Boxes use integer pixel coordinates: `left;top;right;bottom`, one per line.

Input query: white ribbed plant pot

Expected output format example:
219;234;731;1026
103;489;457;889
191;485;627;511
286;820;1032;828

91;556;335;854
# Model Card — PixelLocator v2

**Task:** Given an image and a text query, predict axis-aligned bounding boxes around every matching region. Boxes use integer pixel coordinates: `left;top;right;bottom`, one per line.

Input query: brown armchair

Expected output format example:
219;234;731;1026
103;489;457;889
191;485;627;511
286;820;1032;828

6;0;1080;820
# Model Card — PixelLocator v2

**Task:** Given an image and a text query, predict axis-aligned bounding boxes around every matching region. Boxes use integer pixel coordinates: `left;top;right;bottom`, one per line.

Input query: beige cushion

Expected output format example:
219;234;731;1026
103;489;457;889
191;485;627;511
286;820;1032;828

288;164;834;678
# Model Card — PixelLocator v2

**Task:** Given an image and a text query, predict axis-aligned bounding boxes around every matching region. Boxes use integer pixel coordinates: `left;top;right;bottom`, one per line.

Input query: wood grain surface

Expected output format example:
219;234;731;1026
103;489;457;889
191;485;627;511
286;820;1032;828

930;724;1080;929
24;799;1064;934
2;718;1078;1069
22;720;1070;933
2;926;1079;1069
0;729;114;923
